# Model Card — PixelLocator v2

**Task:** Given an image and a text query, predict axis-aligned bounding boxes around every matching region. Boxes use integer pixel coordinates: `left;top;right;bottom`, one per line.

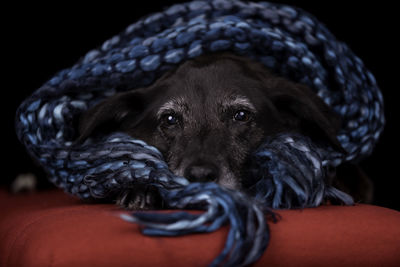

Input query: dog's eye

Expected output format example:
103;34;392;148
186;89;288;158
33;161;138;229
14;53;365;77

233;110;251;122
163;114;179;126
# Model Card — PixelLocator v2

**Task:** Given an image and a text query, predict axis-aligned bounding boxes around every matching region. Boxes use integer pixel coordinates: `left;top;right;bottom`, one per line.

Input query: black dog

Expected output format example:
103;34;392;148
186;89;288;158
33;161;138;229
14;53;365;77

78;52;370;209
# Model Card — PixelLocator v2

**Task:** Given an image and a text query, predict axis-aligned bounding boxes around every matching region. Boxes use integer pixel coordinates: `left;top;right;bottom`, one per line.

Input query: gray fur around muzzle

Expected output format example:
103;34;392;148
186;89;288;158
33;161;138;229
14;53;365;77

15;0;384;266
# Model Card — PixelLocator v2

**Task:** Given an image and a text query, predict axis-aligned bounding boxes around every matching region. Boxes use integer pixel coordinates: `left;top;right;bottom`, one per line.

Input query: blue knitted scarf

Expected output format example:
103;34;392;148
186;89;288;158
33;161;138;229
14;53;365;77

15;0;385;266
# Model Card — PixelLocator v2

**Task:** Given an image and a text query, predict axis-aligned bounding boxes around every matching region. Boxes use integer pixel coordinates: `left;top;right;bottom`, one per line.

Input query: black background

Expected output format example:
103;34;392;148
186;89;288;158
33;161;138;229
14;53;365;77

4;1;399;210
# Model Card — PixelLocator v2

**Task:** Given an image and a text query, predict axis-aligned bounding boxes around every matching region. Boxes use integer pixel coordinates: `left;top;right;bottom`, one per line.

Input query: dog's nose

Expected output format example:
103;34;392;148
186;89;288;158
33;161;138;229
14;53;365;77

184;163;219;183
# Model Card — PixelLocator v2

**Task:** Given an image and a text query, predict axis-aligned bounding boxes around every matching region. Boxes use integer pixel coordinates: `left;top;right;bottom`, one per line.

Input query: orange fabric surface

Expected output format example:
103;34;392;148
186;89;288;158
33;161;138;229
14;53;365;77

1;188;399;266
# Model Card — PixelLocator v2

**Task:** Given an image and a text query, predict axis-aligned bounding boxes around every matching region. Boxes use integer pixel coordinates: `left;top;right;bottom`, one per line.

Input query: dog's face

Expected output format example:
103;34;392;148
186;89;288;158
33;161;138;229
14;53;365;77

78;52;343;190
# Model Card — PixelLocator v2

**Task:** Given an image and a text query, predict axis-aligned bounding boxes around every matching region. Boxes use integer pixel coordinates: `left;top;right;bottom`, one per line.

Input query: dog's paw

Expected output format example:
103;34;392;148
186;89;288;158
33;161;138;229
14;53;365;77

116;184;163;210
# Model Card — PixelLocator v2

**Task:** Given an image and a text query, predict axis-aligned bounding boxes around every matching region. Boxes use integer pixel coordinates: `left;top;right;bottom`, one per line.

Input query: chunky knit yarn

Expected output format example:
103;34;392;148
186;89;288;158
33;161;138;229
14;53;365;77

15;0;384;266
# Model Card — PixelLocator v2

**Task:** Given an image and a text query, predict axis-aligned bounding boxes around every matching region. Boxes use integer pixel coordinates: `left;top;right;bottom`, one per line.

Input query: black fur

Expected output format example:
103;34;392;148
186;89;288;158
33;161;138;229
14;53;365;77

78;52;358;209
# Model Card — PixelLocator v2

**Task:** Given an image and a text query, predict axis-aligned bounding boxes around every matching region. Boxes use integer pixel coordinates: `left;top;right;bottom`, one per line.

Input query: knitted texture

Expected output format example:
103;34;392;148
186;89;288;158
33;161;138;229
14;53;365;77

15;0;384;266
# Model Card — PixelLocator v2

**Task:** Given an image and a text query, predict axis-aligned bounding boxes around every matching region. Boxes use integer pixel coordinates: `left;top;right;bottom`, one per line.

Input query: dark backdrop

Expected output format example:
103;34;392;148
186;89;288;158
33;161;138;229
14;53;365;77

4;1;399;210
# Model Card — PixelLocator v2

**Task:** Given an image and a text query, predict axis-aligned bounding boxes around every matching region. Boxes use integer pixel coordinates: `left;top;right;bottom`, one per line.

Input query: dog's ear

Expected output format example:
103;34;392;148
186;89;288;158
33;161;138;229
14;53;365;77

77;85;162;143
270;82;346;153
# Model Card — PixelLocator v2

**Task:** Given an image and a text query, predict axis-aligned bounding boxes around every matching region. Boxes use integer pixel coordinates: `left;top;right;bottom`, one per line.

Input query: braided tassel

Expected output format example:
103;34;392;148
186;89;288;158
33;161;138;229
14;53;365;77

122;182;277;267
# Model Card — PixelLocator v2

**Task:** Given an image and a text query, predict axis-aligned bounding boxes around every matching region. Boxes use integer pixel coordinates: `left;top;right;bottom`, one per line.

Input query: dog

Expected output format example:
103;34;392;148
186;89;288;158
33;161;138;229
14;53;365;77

78;52;372;209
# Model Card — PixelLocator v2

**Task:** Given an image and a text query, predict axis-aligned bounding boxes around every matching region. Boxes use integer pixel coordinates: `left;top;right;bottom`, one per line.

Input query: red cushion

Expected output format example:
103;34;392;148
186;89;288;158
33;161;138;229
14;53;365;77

1;188;399;266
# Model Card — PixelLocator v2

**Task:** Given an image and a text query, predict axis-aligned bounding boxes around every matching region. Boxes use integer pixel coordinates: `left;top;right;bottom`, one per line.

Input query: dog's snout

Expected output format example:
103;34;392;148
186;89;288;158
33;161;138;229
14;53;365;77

184;163;219;183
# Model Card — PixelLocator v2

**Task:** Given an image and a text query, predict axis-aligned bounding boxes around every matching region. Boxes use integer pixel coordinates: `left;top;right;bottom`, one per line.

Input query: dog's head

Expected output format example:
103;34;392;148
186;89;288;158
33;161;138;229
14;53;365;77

78;52;343;190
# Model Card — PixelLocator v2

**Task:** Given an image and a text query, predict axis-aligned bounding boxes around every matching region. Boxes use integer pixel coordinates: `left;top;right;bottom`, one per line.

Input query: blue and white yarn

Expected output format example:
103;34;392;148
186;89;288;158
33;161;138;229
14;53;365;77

15;0;384;266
